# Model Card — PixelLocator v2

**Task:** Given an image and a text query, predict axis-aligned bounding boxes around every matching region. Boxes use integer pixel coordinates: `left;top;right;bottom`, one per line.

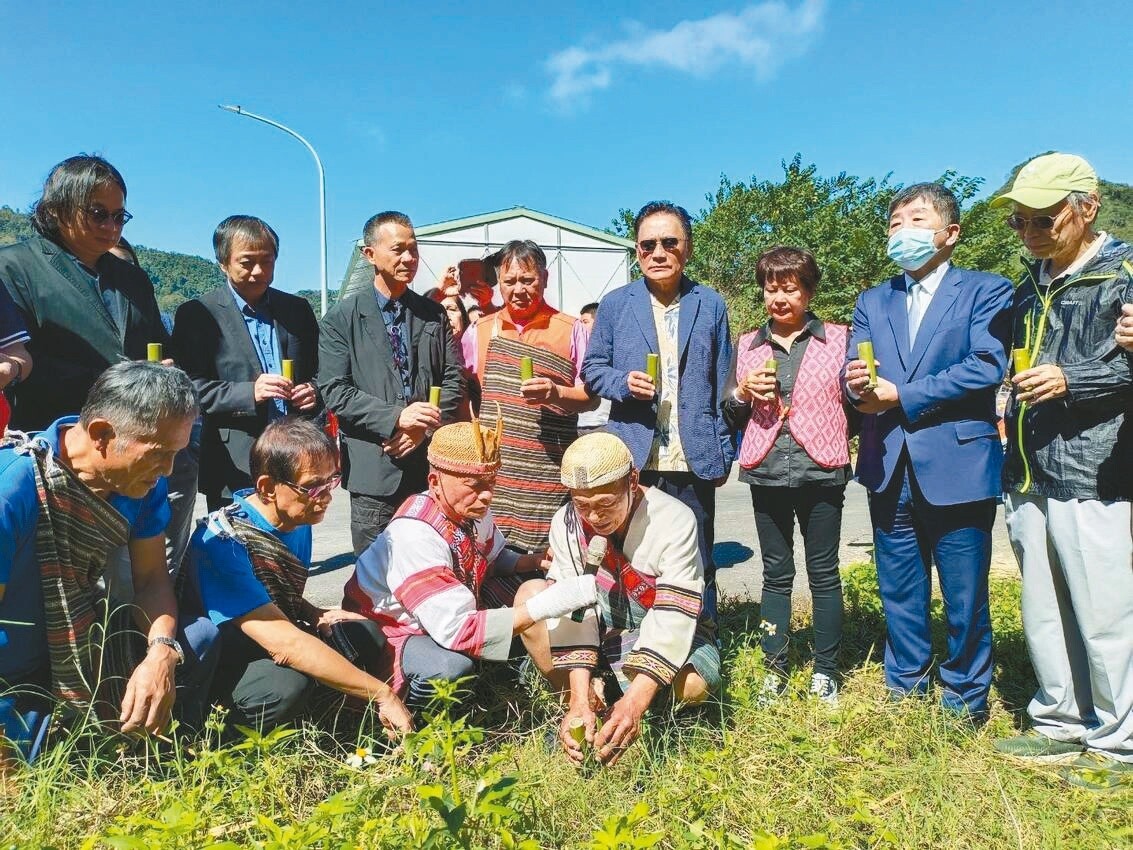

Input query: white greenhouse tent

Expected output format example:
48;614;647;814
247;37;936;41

337;206;635;317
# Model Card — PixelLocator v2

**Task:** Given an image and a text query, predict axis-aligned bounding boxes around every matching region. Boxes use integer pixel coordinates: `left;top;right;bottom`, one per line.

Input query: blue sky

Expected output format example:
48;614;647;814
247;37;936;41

2;0;1129;295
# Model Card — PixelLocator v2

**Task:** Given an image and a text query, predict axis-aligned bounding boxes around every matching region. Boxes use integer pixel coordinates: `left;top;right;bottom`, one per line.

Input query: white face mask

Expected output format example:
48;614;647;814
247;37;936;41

887;227;945;271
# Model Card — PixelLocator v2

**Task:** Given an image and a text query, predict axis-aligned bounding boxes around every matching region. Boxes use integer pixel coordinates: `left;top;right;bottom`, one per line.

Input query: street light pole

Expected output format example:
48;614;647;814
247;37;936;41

219;104;329;316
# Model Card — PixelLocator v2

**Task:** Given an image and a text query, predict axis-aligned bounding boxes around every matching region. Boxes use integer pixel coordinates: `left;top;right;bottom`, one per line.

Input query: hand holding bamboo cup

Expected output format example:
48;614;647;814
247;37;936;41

857;341;878;390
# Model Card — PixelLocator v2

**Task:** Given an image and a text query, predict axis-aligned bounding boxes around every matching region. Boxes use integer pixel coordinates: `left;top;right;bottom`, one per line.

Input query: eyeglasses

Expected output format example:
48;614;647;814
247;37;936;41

637;237;682;254
280;474;341;500
84;206;133;227
1006;209;1065;231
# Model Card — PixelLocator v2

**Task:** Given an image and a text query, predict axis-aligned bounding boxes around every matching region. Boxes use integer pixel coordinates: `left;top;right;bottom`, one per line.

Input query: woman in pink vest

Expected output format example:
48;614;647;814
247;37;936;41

722;247;853;706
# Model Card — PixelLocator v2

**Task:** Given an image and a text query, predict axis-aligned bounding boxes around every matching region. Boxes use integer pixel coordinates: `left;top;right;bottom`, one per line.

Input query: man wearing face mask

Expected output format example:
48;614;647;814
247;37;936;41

844;183;1013;721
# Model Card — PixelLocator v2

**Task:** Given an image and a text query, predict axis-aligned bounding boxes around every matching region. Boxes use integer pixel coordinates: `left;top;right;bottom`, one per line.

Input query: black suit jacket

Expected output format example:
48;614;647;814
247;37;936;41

0;235;170;431
172;285;321;499
317;286;464;498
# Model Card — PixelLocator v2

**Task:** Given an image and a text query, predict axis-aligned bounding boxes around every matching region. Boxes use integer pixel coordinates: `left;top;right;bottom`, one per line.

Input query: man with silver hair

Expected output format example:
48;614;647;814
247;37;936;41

518;431;721;768
991;153;1133;789
0;361;198;769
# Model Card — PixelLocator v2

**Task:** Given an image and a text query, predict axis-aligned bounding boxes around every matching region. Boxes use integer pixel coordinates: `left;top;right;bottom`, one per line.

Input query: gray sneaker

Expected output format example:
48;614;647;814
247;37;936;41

993;732;1083;763
809;673;839;707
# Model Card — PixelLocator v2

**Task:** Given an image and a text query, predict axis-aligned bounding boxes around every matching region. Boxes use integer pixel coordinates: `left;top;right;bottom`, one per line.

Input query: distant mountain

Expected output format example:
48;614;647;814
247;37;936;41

0;205;330;315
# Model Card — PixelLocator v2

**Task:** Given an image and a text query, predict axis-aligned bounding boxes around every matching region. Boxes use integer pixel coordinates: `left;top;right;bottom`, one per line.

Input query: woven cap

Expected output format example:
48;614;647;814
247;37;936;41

428;411;502;475
560;432;633;489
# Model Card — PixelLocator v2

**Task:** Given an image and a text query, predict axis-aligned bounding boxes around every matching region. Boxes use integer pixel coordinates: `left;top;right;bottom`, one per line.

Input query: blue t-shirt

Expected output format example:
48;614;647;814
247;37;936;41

191;489;312;626
0;417;170;680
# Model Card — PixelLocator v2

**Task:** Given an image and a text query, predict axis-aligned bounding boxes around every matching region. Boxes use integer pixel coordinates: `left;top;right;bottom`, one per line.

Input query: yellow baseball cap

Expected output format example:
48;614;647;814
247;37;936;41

992;153;1098;209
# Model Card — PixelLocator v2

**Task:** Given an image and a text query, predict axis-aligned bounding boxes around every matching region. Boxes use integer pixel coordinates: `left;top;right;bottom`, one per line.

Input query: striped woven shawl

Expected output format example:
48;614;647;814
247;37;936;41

209;505;309;623
481;335;578;552
12;433;135;714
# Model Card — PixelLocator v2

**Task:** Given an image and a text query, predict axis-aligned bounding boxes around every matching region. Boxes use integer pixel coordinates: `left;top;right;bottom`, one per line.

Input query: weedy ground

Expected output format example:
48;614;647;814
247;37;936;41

2;563;1130;849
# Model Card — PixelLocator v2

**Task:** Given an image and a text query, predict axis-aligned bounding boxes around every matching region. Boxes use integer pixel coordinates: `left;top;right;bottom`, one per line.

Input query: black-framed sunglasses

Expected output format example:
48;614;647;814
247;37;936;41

280;474;341;500
84;206;133;227
1006;213;1058;231
637;237;682;253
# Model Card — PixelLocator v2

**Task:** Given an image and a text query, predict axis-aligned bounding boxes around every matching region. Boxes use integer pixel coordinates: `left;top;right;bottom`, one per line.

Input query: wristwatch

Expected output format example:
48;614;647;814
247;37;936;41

148;635;185;665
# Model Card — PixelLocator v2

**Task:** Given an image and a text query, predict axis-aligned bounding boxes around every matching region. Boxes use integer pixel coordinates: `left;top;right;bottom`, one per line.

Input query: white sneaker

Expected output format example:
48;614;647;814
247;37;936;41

809;673;839;707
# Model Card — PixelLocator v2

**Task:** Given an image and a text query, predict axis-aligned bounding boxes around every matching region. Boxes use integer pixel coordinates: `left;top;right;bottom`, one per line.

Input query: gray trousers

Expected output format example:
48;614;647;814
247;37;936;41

1006;492;1133;762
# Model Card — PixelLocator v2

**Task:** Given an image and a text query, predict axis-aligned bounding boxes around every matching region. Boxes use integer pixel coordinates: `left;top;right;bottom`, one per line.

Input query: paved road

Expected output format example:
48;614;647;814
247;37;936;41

195;470;1016;609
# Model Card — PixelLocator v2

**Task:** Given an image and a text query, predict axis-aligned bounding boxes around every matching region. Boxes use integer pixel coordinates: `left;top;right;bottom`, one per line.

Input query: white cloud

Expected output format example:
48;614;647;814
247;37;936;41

546;0;825;107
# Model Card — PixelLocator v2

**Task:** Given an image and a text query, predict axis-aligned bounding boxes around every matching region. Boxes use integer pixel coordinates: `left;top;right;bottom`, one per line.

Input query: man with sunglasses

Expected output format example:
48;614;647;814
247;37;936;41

188;417;413;734
990;153;1133;788
0;155;169;432
517;432;720;768
582;201;734;624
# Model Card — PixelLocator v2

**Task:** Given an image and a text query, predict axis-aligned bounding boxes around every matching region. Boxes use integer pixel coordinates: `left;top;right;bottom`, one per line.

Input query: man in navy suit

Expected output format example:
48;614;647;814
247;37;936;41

582;201;734;623
845;183;1012;719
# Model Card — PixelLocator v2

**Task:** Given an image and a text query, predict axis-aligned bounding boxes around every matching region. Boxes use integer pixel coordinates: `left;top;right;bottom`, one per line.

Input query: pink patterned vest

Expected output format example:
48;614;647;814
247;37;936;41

736;322;850;471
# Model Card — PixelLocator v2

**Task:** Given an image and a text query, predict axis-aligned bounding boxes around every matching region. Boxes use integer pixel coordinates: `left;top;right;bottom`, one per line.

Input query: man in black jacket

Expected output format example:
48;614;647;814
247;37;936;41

0;155;169;432
318;211;464;555
173;216;321;511
991;153;1133;788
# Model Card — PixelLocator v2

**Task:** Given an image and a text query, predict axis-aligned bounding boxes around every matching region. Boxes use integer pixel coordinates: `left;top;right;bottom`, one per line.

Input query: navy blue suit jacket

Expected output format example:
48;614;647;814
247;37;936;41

582;276;734;481
847;265;1013;505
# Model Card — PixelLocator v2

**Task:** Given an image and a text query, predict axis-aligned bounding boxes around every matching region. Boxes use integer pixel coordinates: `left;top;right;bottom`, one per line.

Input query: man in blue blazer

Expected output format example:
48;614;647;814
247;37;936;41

582;201;734;622
845;183;1012;718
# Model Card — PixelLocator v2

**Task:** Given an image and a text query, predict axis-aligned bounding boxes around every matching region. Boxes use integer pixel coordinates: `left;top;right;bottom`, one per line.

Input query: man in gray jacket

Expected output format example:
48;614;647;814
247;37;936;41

991;153;1133;789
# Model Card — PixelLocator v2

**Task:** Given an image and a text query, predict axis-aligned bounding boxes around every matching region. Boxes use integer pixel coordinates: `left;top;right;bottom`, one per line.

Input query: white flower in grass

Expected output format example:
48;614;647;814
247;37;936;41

346;746;378;768
760;620;777;637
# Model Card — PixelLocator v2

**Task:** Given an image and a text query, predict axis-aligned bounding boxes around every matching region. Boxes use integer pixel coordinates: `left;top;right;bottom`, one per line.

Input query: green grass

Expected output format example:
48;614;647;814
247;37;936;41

2;563;1130;849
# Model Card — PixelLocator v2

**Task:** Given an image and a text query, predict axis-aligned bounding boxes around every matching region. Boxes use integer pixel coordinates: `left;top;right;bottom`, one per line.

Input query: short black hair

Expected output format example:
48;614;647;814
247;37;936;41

633;201;693;244
755;246;822;296
362;211;413;246
888;182;960;226
491;239;547;274
249;417;338;483
580;302;599;316
213;215;279;264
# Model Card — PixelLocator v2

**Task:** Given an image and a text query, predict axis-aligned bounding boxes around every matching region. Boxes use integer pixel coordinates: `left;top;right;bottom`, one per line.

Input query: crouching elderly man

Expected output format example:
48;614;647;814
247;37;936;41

344;417;599;717
189;417;412;735
0;362;196;770
990;153;1133;790
518;432;721;767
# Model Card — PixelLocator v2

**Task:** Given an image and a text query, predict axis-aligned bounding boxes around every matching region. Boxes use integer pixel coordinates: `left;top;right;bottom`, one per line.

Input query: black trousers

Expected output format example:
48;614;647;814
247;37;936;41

749;484;845;677
639;470;718;622
349;480;422;557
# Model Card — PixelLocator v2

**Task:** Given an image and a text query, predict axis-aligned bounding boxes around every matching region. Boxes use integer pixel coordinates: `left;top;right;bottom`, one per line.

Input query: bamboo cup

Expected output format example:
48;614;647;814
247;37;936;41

429;386;442;406
569;717;587;747
519;356;534;382
645;353;660;383
281;359;294;381
764;358;778;372
1011;348;1031;373
857;341;877;388
147;343;163;363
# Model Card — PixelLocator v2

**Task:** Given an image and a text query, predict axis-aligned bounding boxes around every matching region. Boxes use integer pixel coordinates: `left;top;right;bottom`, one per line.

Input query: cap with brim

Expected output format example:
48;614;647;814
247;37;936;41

991;153;1098;209
560;432;633;489
428;417;502;476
